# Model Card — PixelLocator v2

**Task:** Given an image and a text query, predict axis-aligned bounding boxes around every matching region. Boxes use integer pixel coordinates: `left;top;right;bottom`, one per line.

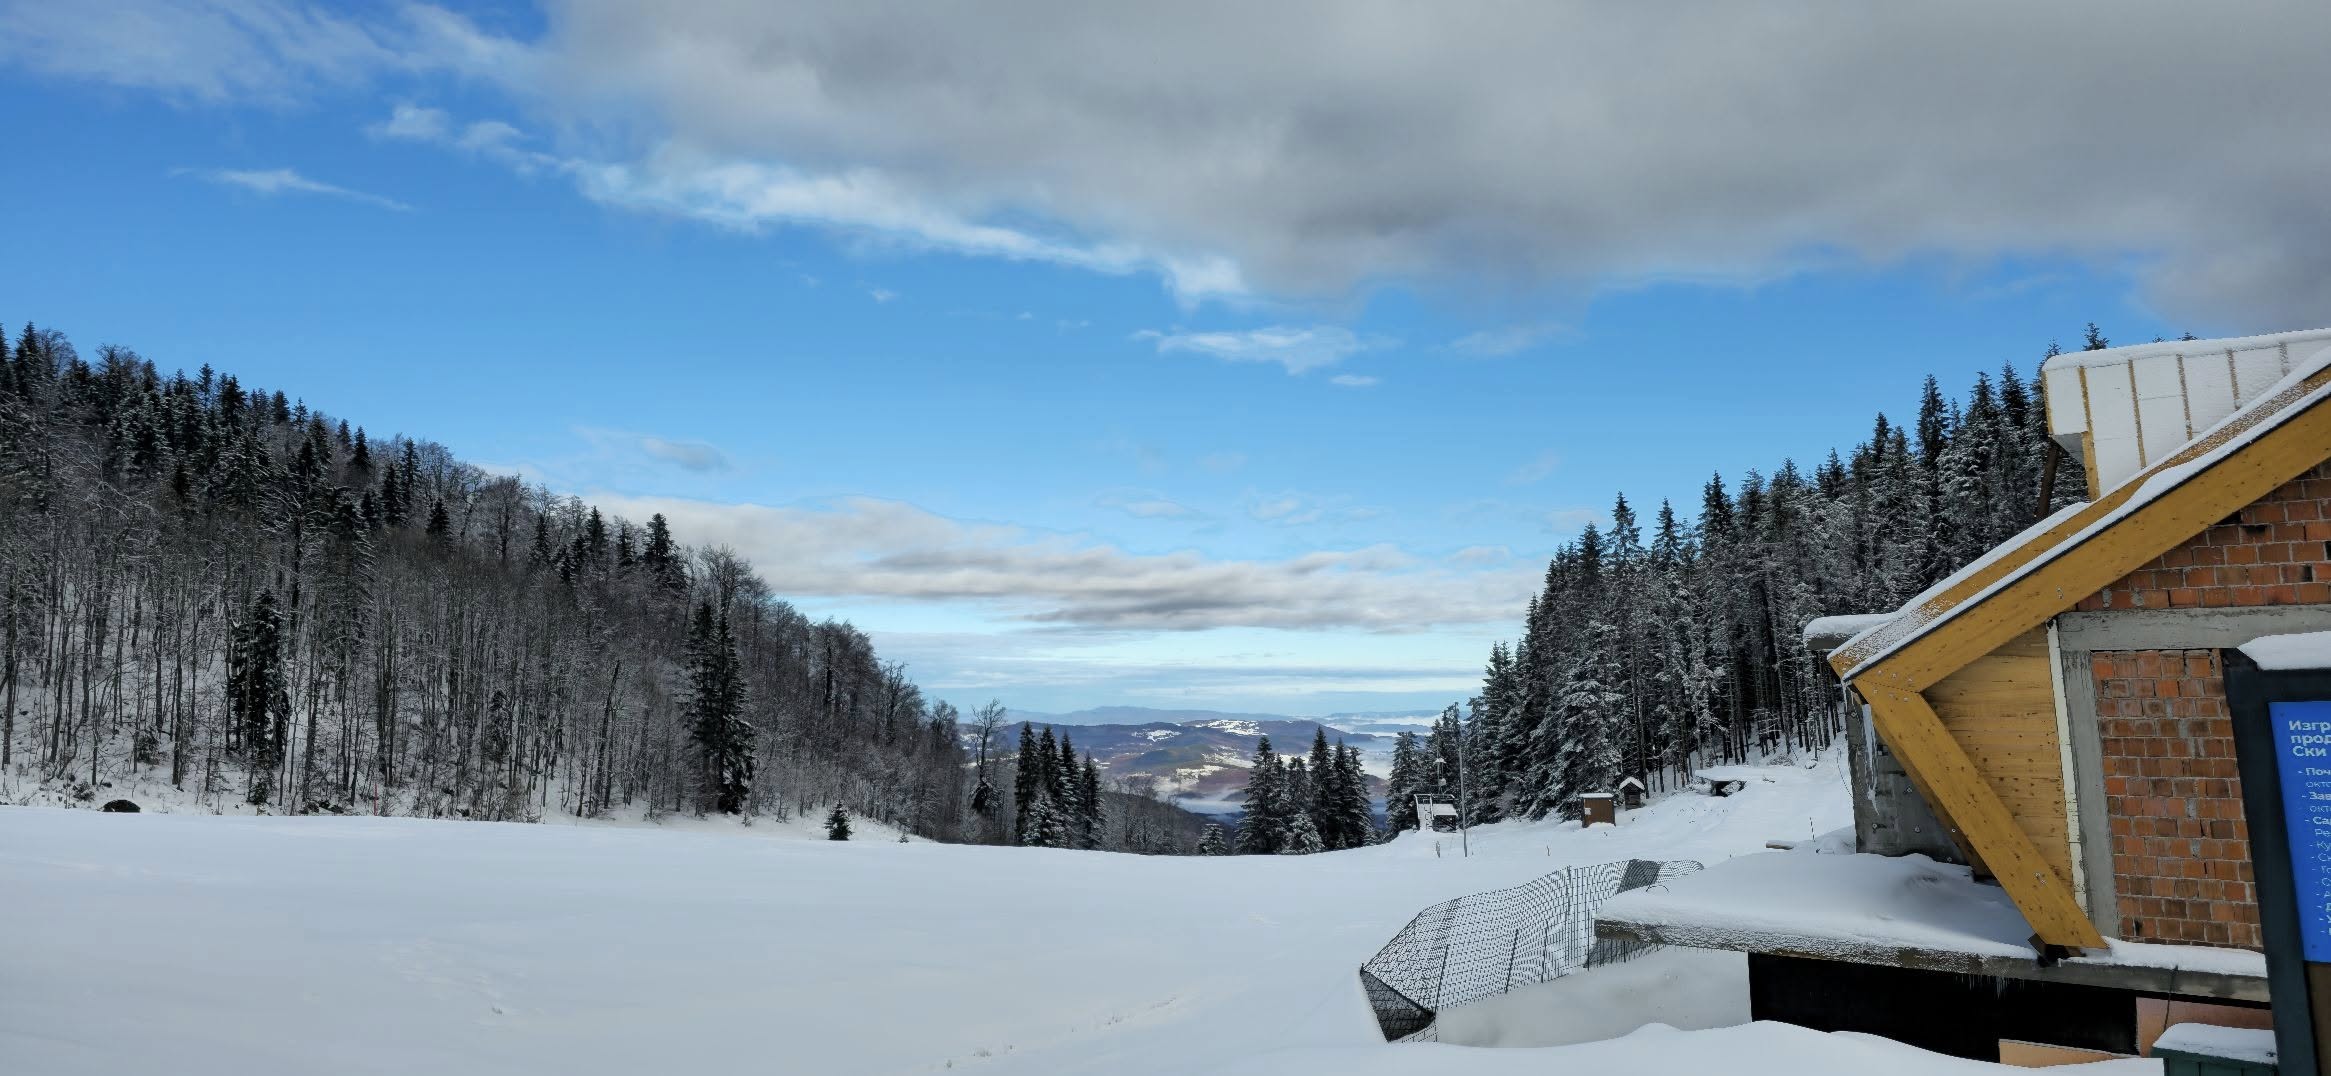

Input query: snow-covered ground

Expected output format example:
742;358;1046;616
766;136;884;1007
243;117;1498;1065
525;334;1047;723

0;752;2142;1075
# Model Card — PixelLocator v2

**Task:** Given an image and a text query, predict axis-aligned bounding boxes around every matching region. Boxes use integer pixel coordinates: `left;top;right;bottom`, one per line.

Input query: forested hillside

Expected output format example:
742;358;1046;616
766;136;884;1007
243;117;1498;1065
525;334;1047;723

0;322;1203;851
1397;326;2143;831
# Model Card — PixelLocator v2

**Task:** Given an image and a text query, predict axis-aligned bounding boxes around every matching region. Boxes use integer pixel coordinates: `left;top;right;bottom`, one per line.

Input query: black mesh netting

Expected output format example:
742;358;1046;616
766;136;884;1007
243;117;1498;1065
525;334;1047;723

1356;858;1704;1042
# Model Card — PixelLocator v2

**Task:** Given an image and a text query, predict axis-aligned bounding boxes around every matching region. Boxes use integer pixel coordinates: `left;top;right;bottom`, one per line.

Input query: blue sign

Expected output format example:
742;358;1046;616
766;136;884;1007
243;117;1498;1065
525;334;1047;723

2270;699;2331;962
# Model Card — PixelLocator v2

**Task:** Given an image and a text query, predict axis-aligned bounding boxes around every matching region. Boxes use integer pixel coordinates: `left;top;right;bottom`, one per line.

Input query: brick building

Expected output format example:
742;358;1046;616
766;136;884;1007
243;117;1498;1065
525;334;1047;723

1600;328;2331;1063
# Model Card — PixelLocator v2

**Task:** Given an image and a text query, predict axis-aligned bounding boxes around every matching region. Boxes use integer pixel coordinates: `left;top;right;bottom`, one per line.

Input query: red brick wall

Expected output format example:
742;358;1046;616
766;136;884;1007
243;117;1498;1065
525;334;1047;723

2076;461;2331;612
2091;649;2260;949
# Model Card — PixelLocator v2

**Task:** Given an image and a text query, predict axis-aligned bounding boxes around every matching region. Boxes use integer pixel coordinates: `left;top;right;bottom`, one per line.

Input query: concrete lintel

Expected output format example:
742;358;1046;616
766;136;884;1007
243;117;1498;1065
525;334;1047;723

2055;606;2331;654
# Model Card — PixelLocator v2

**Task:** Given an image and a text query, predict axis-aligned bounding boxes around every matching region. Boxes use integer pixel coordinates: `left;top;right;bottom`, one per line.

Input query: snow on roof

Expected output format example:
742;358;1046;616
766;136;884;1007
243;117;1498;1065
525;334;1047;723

2155;1023;2277;1064
1603;850;2035;961
2240;630;2331;671
2044;329;2331;517
2040;328;2331;373
1598;849;2268;988
1838;345;2331;682
1802;613;1894;647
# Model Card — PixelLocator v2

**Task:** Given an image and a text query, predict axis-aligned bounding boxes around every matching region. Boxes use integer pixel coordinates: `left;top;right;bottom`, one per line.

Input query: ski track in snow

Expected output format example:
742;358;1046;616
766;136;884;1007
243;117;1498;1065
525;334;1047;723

0;753;2111;1076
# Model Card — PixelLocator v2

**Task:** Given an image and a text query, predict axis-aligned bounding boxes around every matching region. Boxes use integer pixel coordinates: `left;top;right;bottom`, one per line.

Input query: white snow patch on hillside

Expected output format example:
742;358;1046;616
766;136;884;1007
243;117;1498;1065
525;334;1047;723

1;752;2092;1076
1187;718;1263;736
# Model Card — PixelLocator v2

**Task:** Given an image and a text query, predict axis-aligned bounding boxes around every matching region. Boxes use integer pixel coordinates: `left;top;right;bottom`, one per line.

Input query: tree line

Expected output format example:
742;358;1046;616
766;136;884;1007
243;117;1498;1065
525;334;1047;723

0;320;1208;851
1197;728;1376;855
1427;325;2138;829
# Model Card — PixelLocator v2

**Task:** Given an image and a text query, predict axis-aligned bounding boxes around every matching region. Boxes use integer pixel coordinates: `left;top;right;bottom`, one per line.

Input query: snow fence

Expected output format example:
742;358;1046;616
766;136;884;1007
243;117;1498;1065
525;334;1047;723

1357;858;1704;1042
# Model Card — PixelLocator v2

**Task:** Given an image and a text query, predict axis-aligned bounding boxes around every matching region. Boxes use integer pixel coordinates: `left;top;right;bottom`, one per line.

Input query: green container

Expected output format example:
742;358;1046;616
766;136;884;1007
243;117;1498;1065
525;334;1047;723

2154;1044;2277;1076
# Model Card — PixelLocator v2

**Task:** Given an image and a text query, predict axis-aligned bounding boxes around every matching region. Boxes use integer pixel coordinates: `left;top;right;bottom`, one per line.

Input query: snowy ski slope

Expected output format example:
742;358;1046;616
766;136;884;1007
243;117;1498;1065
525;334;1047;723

0;754;2141;1074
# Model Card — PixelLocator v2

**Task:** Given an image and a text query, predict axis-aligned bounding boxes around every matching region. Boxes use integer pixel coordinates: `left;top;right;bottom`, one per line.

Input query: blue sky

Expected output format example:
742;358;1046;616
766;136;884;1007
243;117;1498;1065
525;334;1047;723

3;1;2319;715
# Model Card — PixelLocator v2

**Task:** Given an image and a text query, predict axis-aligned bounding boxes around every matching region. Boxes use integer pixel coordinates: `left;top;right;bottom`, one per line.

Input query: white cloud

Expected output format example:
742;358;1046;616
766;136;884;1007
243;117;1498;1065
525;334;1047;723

580;494;1525;633
1505;450;1560;486
370;103;562;173
575;427;731;473
1198;451;1247;474
0;1;514;103
1096;490;1202;520
1545;507;1603;534
374;102;450;141
29;4;2331;322
569;154;1245;305
510;2;2331;323
1138;325;1389;376
867;287;897;303
1449;545;1513;567
1244;491;1384;528
175;166;410;211
1328;374;1378;388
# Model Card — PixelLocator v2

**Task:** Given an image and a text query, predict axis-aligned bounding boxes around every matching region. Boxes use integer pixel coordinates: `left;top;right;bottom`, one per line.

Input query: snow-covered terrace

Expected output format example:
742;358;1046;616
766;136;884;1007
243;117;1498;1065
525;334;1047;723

1596;848;2268;1002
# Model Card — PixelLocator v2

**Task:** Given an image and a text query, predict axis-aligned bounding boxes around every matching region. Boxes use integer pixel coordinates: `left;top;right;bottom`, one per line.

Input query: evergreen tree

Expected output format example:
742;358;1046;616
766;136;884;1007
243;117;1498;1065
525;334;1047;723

1012;722;1041;842
226;590;291;806
1077;755;1105;849
643;512;685;591
1280;812;1324;854
825;803;853;840
1334;744;1377;847
685;602;755;814
1235;735;1284;854
1305;726;1334;836
1384;731;1422;835
1197;823;1229;856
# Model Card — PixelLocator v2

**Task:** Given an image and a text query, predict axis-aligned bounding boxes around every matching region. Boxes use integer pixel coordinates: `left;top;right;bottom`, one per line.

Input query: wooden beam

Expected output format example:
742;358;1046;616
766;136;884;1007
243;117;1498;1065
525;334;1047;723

1863;686;2106;950
1872;391;2331;692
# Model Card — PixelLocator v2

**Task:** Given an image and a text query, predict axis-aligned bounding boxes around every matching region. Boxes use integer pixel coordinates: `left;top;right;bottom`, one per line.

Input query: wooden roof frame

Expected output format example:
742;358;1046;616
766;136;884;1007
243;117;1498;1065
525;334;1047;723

1831;365;2331;950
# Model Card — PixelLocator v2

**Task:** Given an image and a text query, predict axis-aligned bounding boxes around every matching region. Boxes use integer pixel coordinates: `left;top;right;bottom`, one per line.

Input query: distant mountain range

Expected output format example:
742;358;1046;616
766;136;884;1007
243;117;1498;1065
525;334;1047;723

1012;705;1442;731
977;707;1439;816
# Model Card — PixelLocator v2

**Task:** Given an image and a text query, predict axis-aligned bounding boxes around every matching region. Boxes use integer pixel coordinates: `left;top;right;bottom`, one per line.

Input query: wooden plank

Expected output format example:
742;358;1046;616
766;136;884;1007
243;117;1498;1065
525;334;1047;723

1869;386;2331;692
1929;631;2075;885
1863;686;2105;949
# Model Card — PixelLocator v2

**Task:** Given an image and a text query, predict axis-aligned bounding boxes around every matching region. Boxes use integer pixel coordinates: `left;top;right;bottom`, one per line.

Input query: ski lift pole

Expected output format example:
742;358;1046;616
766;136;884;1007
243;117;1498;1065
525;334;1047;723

1456;705;1470;858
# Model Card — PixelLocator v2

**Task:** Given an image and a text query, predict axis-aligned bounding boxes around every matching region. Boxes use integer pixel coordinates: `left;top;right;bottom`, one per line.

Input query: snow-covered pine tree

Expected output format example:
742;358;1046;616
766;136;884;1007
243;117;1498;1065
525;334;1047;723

1235;736;1284;854
1304;727;1334;833
1051;730;1076;810
226;589;291;805
1334;743;1377;847
1279;812;1324;855
1197;823;1229;855
1552;619;1626;811
1383;731;1421;835
1020;790;1070;848
1012;722;1041;842
825;803;852;840
1282;757;1311;829
685;602;755;814
1077;755;1104;849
